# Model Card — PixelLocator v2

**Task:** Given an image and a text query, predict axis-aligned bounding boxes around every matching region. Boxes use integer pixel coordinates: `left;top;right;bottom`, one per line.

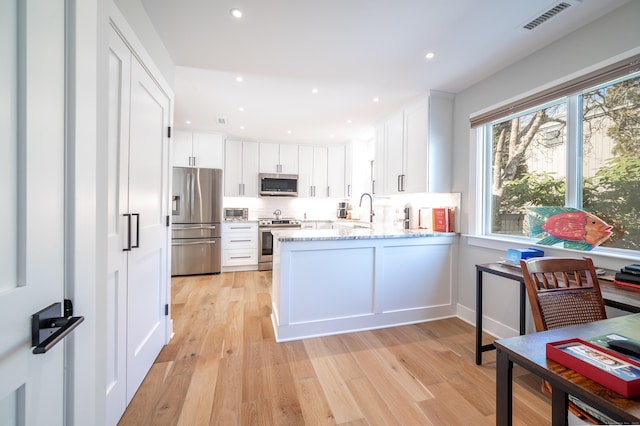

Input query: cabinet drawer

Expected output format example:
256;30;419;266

223;223;257;232
222;234;257;249
222;248;258;266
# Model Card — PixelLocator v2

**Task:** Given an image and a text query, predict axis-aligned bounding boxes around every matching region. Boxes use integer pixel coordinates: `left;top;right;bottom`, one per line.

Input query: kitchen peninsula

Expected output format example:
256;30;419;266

270;226;459;341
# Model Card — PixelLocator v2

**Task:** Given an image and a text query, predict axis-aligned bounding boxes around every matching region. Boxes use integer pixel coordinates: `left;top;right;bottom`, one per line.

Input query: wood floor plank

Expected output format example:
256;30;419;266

176;355;220;426
119;271;552;425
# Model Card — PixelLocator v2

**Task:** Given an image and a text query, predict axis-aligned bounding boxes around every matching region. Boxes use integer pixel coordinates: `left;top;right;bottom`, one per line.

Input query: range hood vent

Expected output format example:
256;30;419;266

523;2;571;30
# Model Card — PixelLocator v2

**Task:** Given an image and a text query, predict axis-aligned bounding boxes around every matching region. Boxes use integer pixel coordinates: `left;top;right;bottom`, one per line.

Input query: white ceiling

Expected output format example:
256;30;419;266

141;0;630;145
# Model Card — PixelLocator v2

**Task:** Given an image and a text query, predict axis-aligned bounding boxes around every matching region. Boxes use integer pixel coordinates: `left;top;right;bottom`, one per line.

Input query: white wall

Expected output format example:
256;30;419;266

452;1;640;339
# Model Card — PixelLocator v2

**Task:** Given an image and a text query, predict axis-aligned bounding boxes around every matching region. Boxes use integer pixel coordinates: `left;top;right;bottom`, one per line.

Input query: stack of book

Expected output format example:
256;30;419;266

614;264;640;289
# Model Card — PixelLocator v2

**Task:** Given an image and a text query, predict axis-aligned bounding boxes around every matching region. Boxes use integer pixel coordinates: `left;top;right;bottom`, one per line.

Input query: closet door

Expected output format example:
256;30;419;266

106;27;130;426
125;54;170;401
106;26;170;424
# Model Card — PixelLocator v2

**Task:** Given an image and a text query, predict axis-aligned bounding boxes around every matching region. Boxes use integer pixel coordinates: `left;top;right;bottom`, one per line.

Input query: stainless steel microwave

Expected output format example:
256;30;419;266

259;173;298;197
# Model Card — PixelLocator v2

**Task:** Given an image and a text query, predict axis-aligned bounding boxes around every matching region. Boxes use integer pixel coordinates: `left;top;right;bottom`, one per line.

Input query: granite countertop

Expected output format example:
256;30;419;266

271;225;458;242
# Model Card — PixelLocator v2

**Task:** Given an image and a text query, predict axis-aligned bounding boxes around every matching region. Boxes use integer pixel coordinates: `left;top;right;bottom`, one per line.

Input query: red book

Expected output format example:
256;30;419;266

432;207;454;232
614;279;640;290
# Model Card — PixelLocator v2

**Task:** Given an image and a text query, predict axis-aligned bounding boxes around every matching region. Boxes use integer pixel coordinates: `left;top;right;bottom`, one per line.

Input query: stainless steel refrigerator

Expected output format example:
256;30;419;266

171;167;223;275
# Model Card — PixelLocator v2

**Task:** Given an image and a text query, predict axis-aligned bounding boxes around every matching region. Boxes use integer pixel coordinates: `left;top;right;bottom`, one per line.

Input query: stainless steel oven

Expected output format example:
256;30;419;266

258;218;301;270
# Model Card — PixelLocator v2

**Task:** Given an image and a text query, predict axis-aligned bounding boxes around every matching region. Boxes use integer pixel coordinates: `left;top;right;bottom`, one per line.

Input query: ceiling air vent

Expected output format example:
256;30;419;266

523;2;572;30
217;117;227;125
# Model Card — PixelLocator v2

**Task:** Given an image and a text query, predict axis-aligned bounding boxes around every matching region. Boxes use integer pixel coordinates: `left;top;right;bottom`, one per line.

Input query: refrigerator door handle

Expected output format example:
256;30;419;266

132;213;140;248
190;172;195;218
171;240;217;246
123;213;132;251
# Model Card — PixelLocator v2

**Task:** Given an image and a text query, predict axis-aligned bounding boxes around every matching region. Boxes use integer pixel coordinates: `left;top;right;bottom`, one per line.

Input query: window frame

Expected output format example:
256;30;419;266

475;70;640;256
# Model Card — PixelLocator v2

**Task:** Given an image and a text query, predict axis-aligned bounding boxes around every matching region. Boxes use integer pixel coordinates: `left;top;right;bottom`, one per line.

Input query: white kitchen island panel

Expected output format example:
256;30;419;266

289;247;375;323
271;228;458;342
382;243;452;312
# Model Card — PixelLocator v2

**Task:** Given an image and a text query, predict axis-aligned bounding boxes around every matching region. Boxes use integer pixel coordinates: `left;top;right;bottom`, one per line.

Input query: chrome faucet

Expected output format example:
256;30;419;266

359;193;374;223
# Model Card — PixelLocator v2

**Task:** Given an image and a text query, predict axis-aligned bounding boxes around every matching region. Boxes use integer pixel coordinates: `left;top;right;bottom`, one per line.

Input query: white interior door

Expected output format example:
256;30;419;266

106;26;170;424
106;27;131;426
126;53;170;401
0;0;66;424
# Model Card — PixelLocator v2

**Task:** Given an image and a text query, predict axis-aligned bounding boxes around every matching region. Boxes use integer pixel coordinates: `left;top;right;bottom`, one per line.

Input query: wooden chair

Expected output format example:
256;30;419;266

520;256;614;424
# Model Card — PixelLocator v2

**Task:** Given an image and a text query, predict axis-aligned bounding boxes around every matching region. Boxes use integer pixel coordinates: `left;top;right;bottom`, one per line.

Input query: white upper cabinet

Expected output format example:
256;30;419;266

259;142;299;174
172;130;224;168
344;143;353;198
374;92;453;194
327;145;346;198
299;145;328;197
224;139;259;196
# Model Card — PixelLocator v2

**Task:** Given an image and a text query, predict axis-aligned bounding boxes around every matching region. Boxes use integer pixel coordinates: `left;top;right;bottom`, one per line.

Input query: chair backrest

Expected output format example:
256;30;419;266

520;256;607;332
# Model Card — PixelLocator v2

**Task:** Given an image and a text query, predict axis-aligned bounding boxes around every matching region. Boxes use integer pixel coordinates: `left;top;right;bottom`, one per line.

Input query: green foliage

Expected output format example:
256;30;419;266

583;157;640;249
499;173;565;215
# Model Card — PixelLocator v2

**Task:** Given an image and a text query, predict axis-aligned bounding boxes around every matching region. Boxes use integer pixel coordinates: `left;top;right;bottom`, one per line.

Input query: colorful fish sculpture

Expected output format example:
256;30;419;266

528;206;612;251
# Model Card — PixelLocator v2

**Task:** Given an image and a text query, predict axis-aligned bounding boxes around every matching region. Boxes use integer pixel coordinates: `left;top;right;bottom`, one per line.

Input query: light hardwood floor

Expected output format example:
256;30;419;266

118;271;552;425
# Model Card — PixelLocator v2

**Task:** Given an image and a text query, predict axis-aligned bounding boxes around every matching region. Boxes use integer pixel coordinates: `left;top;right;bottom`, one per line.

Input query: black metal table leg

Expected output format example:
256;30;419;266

476;268;483;365
496;347;513;426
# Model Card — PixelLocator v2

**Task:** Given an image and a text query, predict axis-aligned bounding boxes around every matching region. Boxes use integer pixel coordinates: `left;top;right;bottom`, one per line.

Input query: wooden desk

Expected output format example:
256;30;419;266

495;313;640;425
475;262;640;365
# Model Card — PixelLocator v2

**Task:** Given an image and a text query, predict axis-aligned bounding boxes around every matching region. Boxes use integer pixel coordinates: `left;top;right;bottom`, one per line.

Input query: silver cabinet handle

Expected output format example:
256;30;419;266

230;256;252;259
230;239;252;243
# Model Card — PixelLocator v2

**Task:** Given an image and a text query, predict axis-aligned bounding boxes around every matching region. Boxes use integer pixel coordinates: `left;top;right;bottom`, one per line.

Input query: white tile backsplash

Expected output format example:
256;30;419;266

223;192;461;227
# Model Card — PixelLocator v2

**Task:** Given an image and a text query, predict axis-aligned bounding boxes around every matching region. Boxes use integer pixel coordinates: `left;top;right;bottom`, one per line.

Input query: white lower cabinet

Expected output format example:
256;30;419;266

222;222;258;271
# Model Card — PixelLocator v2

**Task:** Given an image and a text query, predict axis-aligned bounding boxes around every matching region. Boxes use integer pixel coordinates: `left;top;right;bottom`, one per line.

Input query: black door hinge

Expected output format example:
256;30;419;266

167;126;172;138
165;304;169;316
166;215;170;227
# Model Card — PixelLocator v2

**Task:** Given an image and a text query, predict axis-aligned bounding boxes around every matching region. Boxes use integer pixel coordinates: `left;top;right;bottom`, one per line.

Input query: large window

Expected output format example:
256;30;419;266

480;71;639;251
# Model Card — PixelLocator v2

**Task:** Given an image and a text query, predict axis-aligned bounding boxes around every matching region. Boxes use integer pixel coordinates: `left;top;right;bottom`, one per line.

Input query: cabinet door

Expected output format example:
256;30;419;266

298;145;314;197
279;144;299;174
194;132;223;169
313;146;328;198
327;145;345;198
242;141;260;196
224;140;243;196
404;101;428;193
172;130;193;167
385;111;404;194
373;124;385;195
259;142;279;173
344;143;353;197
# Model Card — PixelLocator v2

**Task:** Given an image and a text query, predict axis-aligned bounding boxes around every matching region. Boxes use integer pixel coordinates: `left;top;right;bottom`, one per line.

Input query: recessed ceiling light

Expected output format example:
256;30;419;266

240;125;245;130
238;107;245;112
346;120;352;124
230;8;243;18
235;76;243;82
373;97;379;103
312;88;319;94
185;120;191;124
330;134;335;139
287;130;292;134
425;52;435;59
